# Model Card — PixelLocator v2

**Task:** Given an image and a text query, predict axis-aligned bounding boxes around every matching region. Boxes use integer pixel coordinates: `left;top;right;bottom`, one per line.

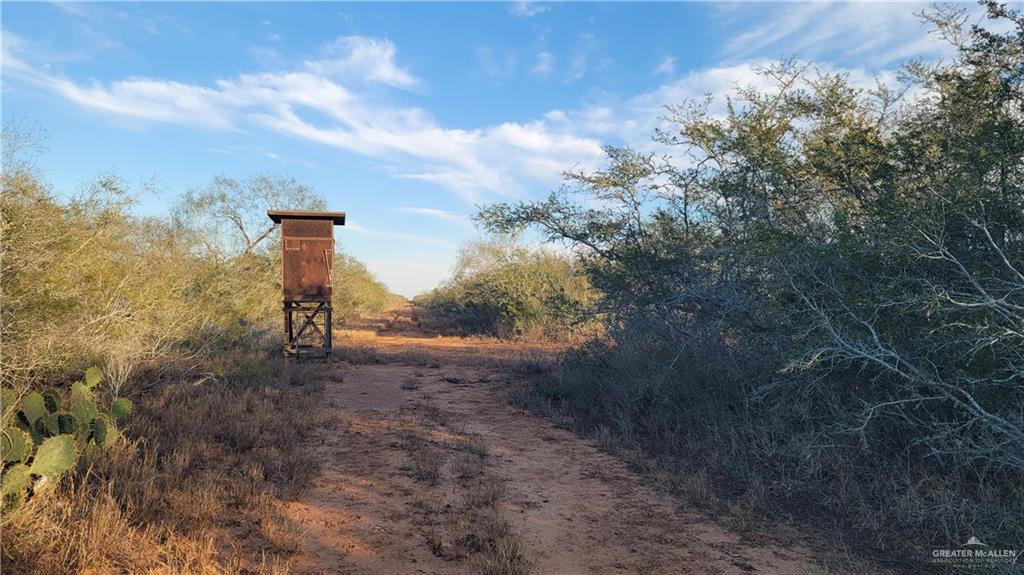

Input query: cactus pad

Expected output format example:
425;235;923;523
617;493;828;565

57;414;78;435
72;396;99;428
90;418;109;447
85;367;103;389
29;435;78;478
42;389;61;413
1;463;31;514
1;428;32;463
110;398;133;419
18;392;46;426
1;388;16;426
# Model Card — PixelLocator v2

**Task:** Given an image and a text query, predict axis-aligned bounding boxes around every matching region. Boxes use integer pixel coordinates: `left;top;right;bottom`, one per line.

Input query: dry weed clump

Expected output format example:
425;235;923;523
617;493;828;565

410;401;450;427
0;351;323;574
427;509;529;575
463;480;505;509
404;402;530;574
392;349;438;366
398;430;447;485
450;451;485;479
331;345;382;365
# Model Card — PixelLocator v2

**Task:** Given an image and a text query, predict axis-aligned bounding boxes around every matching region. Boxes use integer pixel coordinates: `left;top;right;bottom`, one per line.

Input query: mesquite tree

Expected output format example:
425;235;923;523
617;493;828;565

480;2;1024;472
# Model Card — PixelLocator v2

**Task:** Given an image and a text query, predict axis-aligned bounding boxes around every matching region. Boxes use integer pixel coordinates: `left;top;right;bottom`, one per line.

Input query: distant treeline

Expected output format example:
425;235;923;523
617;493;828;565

2;161;393;386
435;4;1024;568
415;236;598;340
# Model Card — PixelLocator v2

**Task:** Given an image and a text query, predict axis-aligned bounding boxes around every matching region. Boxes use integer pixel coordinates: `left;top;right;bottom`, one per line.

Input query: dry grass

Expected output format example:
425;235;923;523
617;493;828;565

450;452;485;479
408;447;446;485
391;349;438;366
0;348;323;574
427;509;529;575
468;530;531;575
517;341;1024;574
398;431;447;485
403;400;530;574
409;401;450;427
464;481;505;509
463;434;488;458
331;345;382;365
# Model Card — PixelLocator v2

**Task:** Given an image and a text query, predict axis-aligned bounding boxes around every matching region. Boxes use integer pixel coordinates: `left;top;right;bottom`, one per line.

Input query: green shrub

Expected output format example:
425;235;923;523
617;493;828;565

417;237;597;339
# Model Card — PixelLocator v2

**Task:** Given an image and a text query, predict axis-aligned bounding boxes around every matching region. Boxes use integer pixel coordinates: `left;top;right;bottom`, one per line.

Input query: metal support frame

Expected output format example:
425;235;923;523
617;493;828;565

283;299;333;360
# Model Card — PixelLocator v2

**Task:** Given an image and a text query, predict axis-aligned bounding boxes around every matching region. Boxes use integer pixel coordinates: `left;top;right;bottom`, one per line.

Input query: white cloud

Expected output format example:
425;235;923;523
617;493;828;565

6;31;608;205
566;33;609;82
544;109;568;123
248;45;287;69
718;2;969;67
509;2;549;18
48;76;238;130
654;55;675;77
532;51;554;76
5;18;936;218
304;36;420;90
397;207;475;230
476;46;517;78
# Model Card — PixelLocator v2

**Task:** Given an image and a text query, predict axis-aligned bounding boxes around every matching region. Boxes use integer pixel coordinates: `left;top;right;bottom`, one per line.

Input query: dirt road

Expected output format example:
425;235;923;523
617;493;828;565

282;309;834;575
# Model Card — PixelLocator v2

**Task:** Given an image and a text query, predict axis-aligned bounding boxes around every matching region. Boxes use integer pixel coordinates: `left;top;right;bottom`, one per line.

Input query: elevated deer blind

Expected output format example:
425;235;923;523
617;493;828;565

267;210;346;359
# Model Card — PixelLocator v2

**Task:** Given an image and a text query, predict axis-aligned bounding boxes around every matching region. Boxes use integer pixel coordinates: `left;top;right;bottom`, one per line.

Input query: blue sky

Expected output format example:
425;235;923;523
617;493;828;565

0;1;993;296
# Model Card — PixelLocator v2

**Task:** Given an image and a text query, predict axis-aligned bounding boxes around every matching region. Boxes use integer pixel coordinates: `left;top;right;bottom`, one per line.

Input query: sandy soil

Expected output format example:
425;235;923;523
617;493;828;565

281;309;838;575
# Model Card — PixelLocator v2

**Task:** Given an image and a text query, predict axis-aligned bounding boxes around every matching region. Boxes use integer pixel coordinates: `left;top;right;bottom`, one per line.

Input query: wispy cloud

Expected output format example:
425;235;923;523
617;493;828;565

305;36;421;90
509;2;549;18
718;2;963;66
567;33;609;83
5;1;950;212
654;55;675;77
248;45;287;69
55;2;192;41
5;33;605;204
532;50;554;76
476;46;518;78
397;207;475;230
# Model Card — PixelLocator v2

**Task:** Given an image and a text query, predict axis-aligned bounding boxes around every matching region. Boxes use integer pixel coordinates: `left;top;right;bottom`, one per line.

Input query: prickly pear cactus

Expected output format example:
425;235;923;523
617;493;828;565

44;413;78;436
85;367;102;389
17;392;46;428
90;418;109;447
0;366;127;516
41;388;61;413
1;428;32;463
1;464;30;513
1;388;17;426
110;398;133;420
29;435;78;478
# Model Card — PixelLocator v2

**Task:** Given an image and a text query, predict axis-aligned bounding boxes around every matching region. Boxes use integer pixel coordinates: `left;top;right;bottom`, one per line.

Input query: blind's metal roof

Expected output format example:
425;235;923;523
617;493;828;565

267;210;346;225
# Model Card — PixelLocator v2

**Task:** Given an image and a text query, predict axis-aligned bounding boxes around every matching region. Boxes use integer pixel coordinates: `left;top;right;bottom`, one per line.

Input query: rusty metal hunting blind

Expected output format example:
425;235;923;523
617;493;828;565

267;210;346;359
